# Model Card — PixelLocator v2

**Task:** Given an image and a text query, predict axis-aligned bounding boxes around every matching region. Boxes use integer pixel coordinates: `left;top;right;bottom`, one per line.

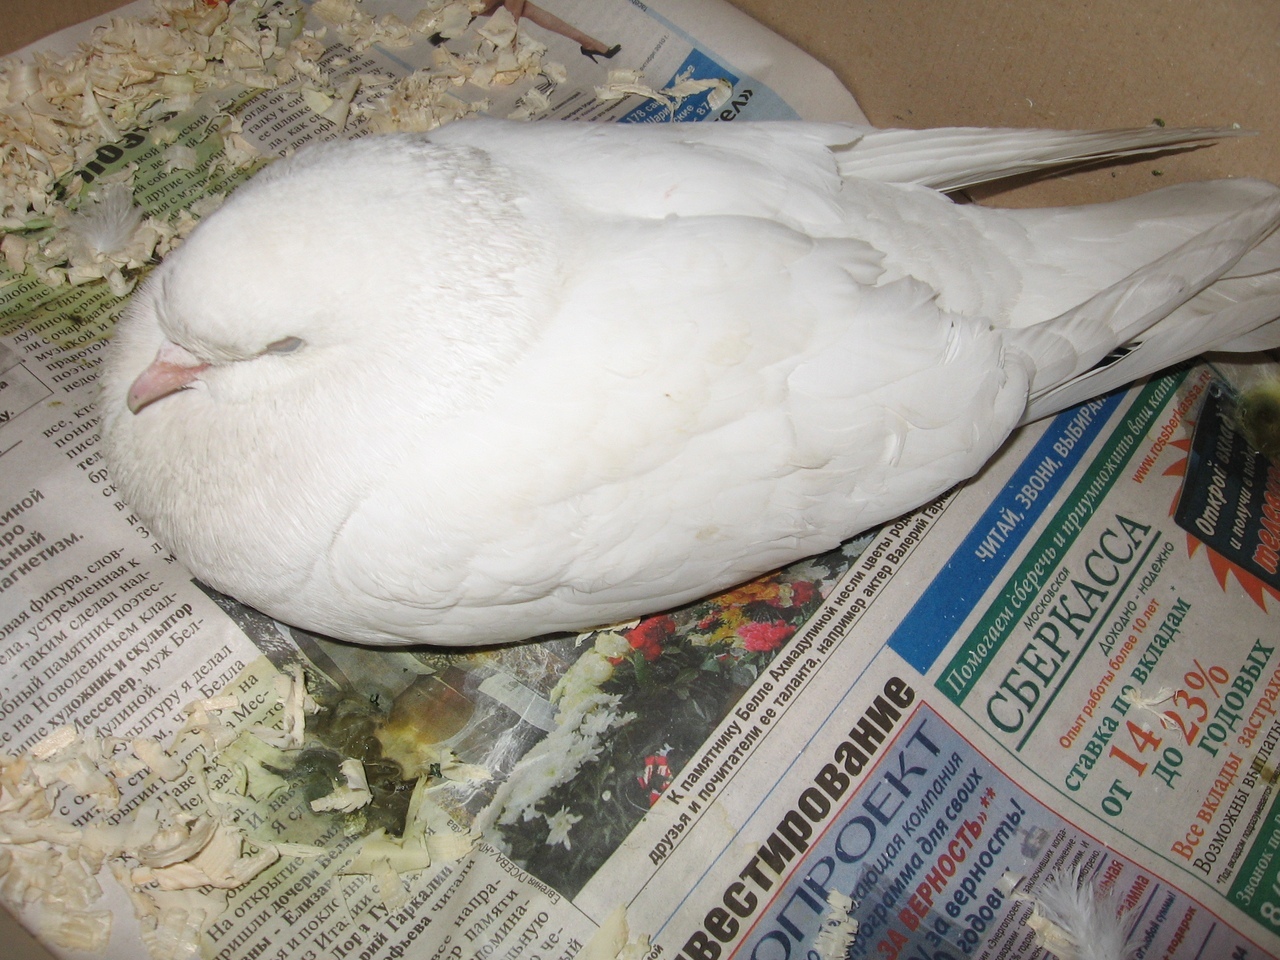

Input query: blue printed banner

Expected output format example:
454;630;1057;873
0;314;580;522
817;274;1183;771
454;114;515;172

887;393;1124;673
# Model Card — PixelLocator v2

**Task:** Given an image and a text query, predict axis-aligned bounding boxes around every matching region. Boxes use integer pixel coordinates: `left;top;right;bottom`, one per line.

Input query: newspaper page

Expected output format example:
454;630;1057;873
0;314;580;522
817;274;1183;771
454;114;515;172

3;4;1280;960
606;358;1280;960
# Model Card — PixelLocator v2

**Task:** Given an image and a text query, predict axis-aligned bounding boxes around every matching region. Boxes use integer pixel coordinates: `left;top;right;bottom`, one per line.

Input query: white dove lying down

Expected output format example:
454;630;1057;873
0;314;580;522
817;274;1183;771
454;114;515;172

99;120;1280;646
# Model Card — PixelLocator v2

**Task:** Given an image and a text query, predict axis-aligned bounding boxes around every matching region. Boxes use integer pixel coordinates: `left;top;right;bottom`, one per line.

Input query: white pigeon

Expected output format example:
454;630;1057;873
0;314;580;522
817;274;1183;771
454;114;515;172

98;120;1280;646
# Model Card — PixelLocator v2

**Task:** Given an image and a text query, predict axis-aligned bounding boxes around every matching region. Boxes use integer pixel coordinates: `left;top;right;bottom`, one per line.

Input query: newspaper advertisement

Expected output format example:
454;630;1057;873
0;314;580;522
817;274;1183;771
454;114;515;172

583;361;1280;960
2;2;1280;960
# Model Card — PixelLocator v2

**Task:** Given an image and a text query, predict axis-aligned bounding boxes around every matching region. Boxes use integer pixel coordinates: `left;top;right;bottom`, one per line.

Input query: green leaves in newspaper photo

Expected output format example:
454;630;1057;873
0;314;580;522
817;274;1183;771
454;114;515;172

194;538;868;898
488;538;868;896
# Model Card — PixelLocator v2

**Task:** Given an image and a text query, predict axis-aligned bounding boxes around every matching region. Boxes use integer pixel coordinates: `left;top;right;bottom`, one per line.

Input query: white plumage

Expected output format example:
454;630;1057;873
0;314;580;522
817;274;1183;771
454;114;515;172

98;120;1280;646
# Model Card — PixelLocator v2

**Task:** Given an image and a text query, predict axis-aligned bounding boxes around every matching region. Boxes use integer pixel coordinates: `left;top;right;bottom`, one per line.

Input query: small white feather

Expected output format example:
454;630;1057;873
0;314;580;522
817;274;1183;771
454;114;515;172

1026;862;1137;960
67;183;143;256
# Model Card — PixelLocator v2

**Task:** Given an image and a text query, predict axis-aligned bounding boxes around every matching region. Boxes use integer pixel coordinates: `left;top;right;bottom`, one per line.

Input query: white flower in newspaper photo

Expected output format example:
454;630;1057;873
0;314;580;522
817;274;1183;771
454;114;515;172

544;806;582;849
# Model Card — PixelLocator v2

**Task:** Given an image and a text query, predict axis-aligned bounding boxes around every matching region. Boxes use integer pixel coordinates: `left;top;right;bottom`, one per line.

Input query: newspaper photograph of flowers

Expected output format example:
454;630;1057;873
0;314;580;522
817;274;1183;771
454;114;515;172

479;537;870;896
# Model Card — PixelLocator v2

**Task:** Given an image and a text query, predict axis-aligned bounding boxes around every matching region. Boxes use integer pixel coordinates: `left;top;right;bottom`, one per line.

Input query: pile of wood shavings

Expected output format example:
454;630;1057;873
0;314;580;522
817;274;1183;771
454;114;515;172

0;664;481;959
0;0;307;293
0;0;567;295
357;5;565;133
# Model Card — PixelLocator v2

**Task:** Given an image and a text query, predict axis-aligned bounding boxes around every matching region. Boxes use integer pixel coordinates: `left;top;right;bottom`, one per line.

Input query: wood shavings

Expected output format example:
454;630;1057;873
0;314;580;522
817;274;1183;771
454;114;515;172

311;0;415;52
2;0;573;292
177;694;239;754
509;86;551;121
594;70;671;110
425;829;477;861
0;0;301;287
161;142;199;173
270;840;326;858
1123;686;1175;709
667;73;732;110
251;662;317;750
216;732;291;802
207;114;262;178
131;737;186;782
300;75;362;130
109;857;230;960
0;665;324;960
310;757;373;813
345;829;434;875
369;853;410;910
28;725;78;760
338;763;479;908
134;821;279;891
583;905;653;960
26;729;121;812
0;0;286;195
357;2;555;133
361;69;487;133
340;825;476;911
2;658;502;958
475;7;519;49
415;2;477;42
595;66;732;119
812;891;860;959
39;910;114;953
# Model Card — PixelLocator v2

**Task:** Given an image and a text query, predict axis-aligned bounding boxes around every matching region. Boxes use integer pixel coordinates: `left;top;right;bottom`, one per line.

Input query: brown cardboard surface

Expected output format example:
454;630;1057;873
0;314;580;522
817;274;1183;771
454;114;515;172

0;3;1277;960
725;0;1280;206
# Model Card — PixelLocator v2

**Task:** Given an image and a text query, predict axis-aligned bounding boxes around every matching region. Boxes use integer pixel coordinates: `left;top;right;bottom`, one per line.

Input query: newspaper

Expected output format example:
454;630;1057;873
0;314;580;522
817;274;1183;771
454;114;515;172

2;2;1279;960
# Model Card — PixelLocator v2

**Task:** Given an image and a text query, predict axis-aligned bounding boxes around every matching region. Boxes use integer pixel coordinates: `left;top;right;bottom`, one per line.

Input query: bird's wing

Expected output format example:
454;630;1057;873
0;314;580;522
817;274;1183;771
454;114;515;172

426;119;1263;324
313;212;1024;645
1010;185;1280;421
835;125;1246;192
428;118;862;227
430;118;1243;208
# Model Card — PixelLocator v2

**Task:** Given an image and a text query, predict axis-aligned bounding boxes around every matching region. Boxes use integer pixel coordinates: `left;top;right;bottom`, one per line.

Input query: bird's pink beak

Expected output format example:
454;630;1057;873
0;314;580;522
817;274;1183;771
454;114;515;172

127;341;210;414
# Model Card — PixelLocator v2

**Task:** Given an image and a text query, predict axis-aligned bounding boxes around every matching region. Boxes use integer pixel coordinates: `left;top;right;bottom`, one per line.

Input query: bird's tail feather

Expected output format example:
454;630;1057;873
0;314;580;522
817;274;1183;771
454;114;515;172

837;126;1249;192
1009;189;1280;424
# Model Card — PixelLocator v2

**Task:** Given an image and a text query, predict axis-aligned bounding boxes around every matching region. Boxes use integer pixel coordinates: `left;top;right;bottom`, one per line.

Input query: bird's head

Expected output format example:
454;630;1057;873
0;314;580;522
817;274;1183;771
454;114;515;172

119;152;409;413
110;133;549;419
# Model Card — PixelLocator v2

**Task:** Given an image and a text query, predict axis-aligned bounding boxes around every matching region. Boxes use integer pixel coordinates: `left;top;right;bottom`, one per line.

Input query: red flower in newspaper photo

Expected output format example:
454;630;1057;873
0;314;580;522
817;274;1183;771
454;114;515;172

636;747;674;806
786;579;817;607
691;573;820;651
624;615;673;661
737;619;791;653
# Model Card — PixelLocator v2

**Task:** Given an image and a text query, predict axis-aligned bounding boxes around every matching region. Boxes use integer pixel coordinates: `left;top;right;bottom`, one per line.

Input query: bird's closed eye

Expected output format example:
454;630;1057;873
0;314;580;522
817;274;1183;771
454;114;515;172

265;336;304;355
